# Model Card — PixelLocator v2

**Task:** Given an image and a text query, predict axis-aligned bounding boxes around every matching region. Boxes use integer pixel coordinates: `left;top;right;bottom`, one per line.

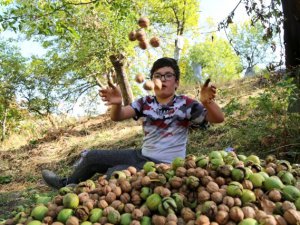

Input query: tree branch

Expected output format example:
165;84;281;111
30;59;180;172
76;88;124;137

180;0;187;35
1;0;100;23
64;0;100;6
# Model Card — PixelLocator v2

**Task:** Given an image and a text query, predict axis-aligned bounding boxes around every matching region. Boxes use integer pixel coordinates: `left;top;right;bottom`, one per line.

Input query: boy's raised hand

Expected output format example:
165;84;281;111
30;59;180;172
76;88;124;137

200;78;217;104
99;81;122;105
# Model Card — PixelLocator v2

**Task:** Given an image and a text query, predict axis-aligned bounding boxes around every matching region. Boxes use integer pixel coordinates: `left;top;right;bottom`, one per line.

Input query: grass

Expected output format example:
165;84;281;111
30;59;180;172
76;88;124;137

0;74;300;219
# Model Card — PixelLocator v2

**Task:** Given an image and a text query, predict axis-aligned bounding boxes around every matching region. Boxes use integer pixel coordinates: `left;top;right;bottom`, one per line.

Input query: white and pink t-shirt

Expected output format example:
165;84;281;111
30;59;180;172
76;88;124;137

130;95;207;163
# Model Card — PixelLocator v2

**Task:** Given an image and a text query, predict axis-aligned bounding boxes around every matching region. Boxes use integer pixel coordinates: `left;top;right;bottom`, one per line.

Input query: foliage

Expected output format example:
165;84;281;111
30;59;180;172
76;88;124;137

0;39;27;140
0;0;203;116
146;0;200;34
182;35;243;84
0;175;12;184
227;21;278;71
0;0;143;116
188;75;300;160
218;0;283;41
215;0;285;71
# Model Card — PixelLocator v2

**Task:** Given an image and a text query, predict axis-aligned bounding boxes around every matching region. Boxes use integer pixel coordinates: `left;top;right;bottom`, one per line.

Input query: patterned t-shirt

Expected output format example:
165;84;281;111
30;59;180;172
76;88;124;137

130;95;207;163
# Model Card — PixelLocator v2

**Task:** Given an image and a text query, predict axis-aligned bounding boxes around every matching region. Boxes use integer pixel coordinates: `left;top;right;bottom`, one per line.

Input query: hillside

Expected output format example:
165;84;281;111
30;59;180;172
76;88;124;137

0;75;300;219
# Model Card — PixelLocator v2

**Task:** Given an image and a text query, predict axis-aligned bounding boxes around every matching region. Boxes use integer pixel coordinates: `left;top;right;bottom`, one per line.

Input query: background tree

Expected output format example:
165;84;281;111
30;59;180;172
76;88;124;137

18;57;62;127
0;0;142;105
0;0;202;106
146;0;200;60
216;0;300;111
182;35;242;84
227;21;277;76
0;39;26;141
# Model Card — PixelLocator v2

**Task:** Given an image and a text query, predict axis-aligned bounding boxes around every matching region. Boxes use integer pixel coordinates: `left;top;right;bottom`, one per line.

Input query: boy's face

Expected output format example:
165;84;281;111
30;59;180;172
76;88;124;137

152;66;179;99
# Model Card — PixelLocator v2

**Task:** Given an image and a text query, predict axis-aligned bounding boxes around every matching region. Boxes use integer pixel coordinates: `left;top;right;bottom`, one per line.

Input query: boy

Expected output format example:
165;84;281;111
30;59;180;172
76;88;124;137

42;57;224;189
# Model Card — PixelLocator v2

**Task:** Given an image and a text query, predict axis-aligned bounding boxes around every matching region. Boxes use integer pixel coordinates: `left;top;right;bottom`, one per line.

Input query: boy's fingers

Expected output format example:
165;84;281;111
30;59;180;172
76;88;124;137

203;78;211;87
108;79;116;88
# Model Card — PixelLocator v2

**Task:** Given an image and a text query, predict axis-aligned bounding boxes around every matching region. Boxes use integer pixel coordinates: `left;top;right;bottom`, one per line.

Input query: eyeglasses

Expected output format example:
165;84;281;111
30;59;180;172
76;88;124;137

152;72;176;81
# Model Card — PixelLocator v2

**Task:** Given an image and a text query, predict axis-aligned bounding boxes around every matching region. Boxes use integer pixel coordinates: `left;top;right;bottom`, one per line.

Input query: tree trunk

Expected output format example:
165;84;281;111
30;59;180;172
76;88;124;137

109;54;134;105
282;0;300;69
1;108;8;142
282;0;300;112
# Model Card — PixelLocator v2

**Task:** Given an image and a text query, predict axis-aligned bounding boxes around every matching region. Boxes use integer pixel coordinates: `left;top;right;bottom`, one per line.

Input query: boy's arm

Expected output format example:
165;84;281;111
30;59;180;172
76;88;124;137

110;104;136;121
202;101;224;123
99;85;136;121
200;79;224;124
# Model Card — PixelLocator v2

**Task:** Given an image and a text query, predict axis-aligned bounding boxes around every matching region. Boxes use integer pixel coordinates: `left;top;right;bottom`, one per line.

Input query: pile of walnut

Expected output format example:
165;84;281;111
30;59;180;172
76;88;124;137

4;151;300;225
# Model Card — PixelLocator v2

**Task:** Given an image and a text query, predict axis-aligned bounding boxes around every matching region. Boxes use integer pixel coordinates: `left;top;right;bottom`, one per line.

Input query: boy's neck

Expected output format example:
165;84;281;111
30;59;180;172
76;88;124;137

155;94;175;105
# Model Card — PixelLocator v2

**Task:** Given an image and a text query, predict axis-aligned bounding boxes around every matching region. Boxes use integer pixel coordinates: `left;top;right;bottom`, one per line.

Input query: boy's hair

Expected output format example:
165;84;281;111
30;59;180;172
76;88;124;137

150;57;180;81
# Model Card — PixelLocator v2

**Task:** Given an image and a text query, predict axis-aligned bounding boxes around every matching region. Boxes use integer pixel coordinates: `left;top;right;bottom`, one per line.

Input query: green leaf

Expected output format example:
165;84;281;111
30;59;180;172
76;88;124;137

67;27;80;39
0;175;12;184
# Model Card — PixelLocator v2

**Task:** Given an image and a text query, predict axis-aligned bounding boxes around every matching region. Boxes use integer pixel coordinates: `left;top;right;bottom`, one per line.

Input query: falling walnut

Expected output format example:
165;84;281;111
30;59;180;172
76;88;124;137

135;74;145;84
143;80;154;91
138;17;150;28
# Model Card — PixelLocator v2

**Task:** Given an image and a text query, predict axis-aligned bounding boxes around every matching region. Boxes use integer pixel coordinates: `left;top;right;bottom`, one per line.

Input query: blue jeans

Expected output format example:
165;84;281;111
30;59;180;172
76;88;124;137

63;149;162;185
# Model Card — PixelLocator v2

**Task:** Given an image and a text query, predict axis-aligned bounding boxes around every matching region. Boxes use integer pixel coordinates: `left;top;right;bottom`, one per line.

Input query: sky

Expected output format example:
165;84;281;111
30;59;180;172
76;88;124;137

200;0;247;29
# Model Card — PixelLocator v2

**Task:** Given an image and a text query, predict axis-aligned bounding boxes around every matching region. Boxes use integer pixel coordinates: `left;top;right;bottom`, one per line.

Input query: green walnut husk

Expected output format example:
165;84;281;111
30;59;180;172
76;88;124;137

120;213;132;225
141;216;152;225
146;193;162;211
30;205;48;221
218;164;233;177
81;221;92;225
278;171;296;185
263;176;284;191
27;220;42;225
89;208;103;223
282;185;300;202
111;171;127;179
209;151;223;160
172;193;184;211
238;154;247;162
238;218;259;225
63;193;79;209
224;152;239;166
241;189;256;204
245;155;260;165
220;150;228;158
210;158;225;170
200;201;218;219
295;198;300;210
164;169;175;179
196;155;209;168
227;181;244;197
258;171;269;179
107;209;121;224
75;179;95;193
35;196;52;205
231;167;246;182
186;176;200;189
172;157;185;170
143;161;156;173
276;160;292;172
140;186;153;200
59;187;72;195
249;173;265;188
162;197;177;213
57;208;74;224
